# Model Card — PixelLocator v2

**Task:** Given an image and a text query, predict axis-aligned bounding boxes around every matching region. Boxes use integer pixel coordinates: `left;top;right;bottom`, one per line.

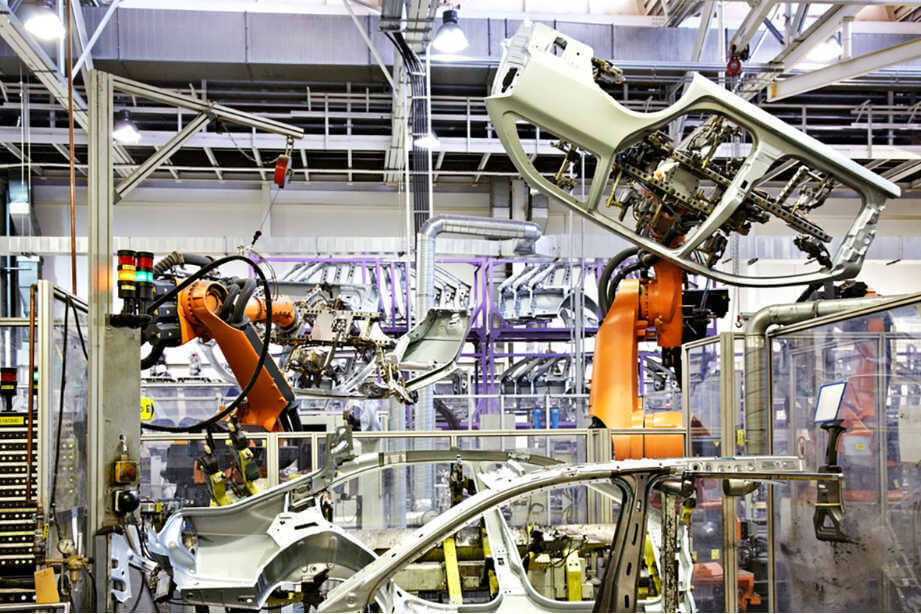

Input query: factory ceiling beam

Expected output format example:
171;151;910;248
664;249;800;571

250;142;267;181
68;0;94;85
3;128;920;160
881;159;921;182
668;0;715;103
737;3;863;100
2;142;41;175
72;0;120;76
299;149;310;182
692;0;716;62
203;146;223;181
473;152;491;184
109;75;304;140
52;142;85;176
728;0;779;57
342;0;395;90
792;2;810;32
768;37;921;101
0;1;134;175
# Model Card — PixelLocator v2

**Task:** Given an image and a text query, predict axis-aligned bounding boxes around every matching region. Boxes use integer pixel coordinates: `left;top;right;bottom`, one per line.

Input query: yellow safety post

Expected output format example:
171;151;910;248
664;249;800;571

565;549;583;602
442;537;463;604
480;527;499;595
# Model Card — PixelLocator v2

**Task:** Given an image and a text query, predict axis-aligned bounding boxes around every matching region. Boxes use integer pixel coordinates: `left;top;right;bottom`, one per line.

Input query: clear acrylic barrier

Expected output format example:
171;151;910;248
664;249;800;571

684;338;727;612
769;297;921;612
683;333;770;612
47;292;89;558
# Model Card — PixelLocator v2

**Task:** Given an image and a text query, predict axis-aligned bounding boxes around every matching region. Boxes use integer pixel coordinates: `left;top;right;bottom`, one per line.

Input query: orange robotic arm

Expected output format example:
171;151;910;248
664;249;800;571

590;260;684;460
175;280;300;432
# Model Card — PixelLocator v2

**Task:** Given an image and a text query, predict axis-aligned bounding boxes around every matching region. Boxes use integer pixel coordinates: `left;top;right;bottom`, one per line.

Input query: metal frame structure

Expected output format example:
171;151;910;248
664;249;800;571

2;3;921;190
681;332;748;612
763;291;921;612
84;68;304;608
2;83;921;183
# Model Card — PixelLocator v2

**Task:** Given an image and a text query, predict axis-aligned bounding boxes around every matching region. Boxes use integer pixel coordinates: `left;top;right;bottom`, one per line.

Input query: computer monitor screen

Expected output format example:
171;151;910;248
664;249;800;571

814;382;847;424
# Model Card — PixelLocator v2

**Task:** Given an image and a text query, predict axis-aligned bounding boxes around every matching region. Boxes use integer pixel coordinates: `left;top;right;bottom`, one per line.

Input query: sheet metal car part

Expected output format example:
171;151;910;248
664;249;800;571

283;298;471;401
149;443;841;612
320;455;838;612
470;459;696;612
147;440;560;610
498;261;600;327
280;262;470;322
485;22;900;287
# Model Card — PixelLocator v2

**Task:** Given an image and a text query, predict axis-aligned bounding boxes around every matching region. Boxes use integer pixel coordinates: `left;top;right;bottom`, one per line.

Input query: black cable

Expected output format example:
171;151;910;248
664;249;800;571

140;341;167;371
86;569;98;613
598;247;639;316
49;296;70;540
604;258;652;313
146;254;257;315
142;255;273;433
129;569;145;612
796;281;823;302
152;252;213;276
231;277;257;324
220;281;242;320
68;298;87;359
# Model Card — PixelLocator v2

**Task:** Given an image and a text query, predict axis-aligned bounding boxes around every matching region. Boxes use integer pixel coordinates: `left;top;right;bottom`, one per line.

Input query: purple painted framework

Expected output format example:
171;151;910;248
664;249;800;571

260;254;721;427
262;255;605;418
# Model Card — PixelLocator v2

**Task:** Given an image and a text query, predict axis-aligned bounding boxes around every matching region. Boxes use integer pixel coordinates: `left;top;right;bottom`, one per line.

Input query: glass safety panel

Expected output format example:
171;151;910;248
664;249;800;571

771;300;921;612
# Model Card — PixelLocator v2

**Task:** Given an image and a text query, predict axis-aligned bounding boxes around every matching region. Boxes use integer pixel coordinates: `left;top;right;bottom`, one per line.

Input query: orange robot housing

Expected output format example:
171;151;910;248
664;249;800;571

590;260;684;460
176;280;298;432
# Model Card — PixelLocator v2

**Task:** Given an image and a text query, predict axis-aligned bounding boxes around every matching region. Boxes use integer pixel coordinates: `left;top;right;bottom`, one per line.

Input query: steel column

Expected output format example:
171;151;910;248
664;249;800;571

719;332;740;613
35;281;54;514
87;70;141;542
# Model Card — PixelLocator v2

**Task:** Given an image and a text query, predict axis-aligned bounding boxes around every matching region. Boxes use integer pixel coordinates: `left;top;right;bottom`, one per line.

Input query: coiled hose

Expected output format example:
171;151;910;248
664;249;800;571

597;249;659;317
141;254;272;433
597;248;638;317
152;251;213;276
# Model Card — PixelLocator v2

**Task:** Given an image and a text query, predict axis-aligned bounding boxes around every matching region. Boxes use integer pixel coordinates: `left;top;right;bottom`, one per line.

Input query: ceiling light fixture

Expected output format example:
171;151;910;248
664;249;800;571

22;0;65;42
113;110;142;145
432;9;468;54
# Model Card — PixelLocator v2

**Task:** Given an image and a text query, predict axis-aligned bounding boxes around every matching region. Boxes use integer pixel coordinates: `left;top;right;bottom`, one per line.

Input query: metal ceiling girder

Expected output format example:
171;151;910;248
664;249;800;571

0;4;134;175
882;159;921;182
738;3;863;100
769;37;921;101
109;74;304;140
2;142;41;175
115;112;210;200
0;2;88;123
69;0;94;84
342;0;396;90
202;146;222;181
728;0;780;56
691;0;716;61
73;0;121;75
